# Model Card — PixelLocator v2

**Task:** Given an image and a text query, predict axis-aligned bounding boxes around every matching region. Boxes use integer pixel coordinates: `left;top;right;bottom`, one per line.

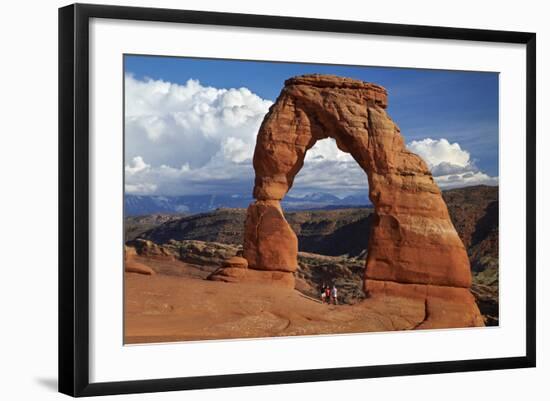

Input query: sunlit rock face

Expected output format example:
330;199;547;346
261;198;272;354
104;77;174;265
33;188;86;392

213;74;483;328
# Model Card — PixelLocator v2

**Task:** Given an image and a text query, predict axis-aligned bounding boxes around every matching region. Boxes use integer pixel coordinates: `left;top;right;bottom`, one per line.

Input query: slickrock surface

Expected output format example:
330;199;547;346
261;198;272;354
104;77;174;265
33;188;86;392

212;74;482;328
125;266;426;343
124;254;482;343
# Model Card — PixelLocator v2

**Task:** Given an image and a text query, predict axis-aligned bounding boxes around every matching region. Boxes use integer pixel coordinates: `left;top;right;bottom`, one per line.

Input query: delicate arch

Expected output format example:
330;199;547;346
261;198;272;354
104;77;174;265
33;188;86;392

210;74;483;328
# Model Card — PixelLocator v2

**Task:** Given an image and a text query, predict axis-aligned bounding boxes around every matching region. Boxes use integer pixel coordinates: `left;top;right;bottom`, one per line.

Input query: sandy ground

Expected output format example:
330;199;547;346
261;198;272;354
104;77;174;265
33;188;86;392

124;257;426;344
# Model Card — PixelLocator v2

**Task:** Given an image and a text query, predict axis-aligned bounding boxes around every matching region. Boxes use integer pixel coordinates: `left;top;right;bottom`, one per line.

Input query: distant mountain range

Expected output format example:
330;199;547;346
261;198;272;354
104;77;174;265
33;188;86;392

124;192;372;216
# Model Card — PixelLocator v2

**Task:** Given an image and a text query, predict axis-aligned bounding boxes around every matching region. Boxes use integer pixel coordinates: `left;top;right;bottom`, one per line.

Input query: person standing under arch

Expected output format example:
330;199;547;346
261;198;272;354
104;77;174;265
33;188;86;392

331;284;338;305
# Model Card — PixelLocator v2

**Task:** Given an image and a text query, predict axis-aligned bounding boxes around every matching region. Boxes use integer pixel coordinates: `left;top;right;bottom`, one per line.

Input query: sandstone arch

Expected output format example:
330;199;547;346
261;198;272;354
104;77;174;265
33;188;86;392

211;74;483;328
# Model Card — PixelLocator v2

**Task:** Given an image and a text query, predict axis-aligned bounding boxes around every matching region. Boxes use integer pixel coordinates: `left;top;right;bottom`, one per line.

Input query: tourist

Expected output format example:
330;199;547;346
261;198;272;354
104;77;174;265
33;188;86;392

331;285;338;305
320;283;327;303
325;286;331;304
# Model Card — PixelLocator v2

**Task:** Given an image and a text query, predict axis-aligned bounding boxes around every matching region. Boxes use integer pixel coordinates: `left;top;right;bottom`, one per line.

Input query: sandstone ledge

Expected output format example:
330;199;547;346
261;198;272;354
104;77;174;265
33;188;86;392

208;267;295;288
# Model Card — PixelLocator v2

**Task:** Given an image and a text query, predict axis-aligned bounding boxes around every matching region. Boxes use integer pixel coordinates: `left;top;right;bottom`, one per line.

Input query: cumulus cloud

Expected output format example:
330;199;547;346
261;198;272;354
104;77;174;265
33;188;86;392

288;138;367;196
407;138;498;188
125;156;150;174
125;74;272;168
408;138;469;167
304;138;355;163
124;75;271;195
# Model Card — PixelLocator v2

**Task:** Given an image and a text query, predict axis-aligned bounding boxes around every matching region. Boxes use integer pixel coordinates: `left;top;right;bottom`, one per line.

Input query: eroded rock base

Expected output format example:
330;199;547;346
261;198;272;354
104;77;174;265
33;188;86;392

365;279;484;329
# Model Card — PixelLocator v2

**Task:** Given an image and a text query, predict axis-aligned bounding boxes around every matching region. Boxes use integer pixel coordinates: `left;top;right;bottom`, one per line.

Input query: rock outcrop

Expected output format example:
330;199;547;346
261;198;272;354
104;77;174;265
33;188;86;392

124;245;155;275
172;239;241;266
214;74;483;328
128;238;176;261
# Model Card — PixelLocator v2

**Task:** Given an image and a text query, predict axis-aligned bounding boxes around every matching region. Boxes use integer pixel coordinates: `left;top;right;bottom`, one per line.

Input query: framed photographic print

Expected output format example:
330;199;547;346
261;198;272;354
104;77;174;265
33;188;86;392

58;3;536;397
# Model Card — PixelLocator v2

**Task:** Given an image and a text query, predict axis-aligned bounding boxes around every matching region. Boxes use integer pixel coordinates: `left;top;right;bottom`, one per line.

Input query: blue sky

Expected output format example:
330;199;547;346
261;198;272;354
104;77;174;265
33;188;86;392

124;55;499;197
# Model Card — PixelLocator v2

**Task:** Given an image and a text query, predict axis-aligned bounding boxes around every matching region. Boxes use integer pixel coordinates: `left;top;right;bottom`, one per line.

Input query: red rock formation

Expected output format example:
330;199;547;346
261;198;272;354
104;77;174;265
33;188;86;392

222;256;249;269
216;74;482;328
124;245;155;275
243;200;298;272
210;251;295;288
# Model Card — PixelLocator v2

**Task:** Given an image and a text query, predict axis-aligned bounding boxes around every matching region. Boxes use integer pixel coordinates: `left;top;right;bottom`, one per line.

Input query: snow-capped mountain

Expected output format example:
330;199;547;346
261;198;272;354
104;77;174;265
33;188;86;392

124;192;372;216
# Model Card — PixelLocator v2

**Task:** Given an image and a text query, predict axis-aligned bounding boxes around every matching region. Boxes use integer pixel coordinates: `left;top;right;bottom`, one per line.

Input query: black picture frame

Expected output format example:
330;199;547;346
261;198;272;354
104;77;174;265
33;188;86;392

58;3;536;397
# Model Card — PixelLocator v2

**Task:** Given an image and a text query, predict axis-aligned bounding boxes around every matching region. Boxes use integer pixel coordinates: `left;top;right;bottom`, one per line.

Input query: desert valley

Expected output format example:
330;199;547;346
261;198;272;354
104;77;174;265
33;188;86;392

124;185;498;344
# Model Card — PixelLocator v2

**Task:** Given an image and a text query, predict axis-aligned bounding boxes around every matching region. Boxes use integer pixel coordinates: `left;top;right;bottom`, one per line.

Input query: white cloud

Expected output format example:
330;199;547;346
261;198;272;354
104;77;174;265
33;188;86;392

430;161;472;176
434;171;498;188
290;138;368;197
304;138;355;163
125;74;272;169
125;182;157;194
221;137;254;164
408;138;469;168
125;75;272;195
125;156;150;174
407;138;498;188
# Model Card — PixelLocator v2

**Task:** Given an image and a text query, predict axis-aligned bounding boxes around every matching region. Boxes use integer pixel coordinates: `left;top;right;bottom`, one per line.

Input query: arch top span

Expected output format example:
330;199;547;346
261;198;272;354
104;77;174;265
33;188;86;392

284;74;388;108
210;74;484;329
252;74;432;204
